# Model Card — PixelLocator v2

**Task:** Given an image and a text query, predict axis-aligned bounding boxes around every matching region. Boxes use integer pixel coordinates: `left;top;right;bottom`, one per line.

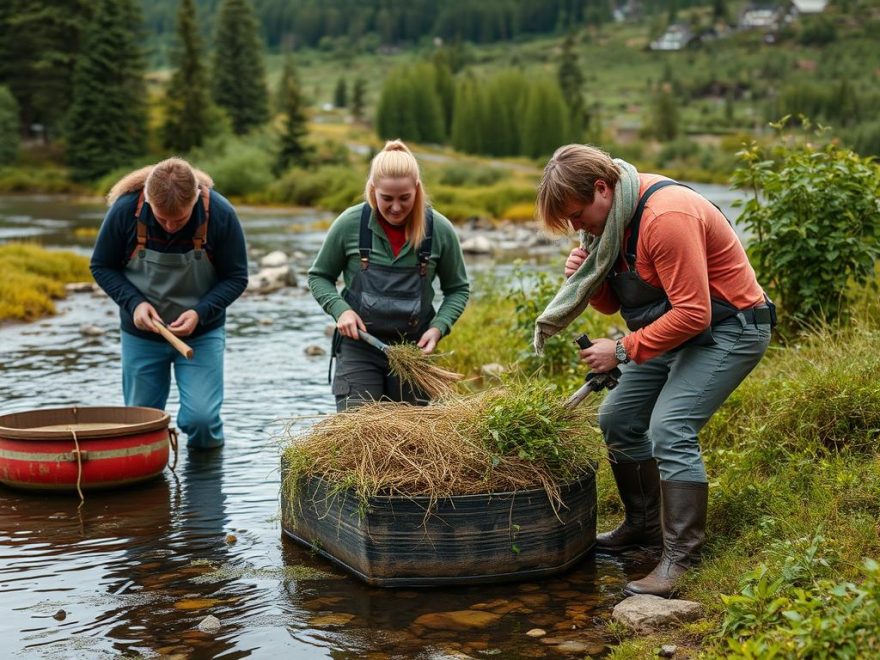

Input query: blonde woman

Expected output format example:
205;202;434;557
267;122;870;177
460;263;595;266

308;140;470;411
91;157;248;449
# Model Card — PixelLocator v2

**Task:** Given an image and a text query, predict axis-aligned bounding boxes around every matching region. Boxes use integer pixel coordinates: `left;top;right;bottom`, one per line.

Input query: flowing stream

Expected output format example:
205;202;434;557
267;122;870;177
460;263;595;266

0;189;742;658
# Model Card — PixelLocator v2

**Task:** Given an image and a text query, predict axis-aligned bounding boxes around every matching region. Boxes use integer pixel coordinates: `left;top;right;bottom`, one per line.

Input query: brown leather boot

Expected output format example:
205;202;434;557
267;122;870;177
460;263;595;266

595;459;663;554
623;480;708;598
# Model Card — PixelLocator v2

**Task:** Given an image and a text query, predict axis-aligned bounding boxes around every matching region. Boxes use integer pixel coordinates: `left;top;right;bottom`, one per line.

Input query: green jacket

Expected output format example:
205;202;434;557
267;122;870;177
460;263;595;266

307;204;470;336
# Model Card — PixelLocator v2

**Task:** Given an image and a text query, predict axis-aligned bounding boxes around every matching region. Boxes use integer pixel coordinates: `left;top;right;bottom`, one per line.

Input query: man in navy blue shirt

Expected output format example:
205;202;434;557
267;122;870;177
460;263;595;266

91;157;248;449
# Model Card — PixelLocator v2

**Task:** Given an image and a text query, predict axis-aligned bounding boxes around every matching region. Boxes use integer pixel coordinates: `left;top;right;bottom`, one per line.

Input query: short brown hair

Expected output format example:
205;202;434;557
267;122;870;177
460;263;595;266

365;139;429;247
536;144;620;233
145;157;202;216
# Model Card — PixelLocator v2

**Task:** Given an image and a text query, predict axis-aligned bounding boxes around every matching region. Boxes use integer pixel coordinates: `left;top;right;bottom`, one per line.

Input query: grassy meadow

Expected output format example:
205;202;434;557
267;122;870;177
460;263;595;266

437;270;880;656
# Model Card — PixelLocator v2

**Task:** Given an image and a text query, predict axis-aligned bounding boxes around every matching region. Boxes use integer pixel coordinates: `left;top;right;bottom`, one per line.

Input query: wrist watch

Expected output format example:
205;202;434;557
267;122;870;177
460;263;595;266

615;339;630;364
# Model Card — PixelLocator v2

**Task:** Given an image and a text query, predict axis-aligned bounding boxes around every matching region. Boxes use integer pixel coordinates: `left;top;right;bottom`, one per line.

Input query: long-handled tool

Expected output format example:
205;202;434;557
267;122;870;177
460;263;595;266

155;320;194;359
358;329;389;353
564;334;622;410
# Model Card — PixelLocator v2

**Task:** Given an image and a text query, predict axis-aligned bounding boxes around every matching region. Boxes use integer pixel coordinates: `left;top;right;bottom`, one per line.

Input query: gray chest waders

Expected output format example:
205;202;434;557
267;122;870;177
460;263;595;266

327;203;435;383
124;188;218;325
607;180;775;349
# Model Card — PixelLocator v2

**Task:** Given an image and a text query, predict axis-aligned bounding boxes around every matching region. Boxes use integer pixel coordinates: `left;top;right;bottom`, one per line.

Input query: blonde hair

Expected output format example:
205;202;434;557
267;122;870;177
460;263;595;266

364;140;428;247
106;157;213;215
536;144;621;234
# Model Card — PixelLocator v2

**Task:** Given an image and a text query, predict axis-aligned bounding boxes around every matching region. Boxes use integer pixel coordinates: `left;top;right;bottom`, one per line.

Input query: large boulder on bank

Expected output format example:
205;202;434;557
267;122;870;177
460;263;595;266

247;266;297;294
612;595;702;634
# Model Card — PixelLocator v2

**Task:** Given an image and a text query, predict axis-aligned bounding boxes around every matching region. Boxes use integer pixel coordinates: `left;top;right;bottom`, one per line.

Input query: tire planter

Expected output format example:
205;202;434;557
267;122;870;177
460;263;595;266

281;458;597;587
0;406;173;491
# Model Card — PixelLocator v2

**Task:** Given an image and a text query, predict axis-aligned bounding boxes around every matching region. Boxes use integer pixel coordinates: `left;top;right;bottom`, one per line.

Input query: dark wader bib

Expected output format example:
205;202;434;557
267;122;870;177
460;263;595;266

330;203;435;410
124;188;218;325
608;180;775;349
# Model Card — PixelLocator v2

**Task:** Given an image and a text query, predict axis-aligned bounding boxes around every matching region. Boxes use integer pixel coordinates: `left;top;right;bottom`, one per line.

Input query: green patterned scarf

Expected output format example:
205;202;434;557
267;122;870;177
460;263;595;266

534;159;641;354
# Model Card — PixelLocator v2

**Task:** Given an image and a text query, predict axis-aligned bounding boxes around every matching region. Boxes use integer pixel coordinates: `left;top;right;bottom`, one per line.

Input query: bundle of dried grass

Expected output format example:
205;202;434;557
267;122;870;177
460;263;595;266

282;382;604;512
385;343;464;399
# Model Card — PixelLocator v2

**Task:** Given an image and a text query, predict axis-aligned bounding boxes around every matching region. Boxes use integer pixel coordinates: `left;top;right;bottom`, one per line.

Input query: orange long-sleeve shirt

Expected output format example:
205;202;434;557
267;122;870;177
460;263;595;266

590;174;765;364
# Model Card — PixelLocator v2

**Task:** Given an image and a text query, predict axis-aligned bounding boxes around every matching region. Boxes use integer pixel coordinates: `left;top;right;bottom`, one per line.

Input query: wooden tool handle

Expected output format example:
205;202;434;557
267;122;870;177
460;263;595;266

155;322;194;359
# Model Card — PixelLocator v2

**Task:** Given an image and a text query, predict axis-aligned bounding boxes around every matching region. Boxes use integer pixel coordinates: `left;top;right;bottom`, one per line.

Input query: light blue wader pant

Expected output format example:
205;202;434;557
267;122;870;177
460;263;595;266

122;191;223;449
598;314;771;482
122;327;225;449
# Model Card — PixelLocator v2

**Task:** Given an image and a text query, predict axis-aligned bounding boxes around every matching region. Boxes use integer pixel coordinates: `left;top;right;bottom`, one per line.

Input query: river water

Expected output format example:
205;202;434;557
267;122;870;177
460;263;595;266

0;189;741;658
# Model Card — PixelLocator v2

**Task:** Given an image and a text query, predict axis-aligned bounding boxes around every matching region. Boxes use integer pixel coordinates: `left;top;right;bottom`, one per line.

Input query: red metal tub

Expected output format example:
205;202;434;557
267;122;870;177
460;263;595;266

0;406;173;491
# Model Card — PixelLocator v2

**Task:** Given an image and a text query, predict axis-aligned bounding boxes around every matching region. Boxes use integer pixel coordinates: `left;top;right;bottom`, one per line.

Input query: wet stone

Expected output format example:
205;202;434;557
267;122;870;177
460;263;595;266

79;324;105;337
552;640;590;654
519;593;551;608
519;583;542;592
612;595;703;634
197;615;221;634
526;628;547;638
310;613;355;626
304;345;326;357
413;609;502;631
52;609;66;621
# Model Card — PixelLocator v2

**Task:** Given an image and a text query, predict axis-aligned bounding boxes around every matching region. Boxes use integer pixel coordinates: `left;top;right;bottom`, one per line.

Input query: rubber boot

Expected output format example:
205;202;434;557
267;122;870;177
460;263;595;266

623;480;708;598
595;459;663;553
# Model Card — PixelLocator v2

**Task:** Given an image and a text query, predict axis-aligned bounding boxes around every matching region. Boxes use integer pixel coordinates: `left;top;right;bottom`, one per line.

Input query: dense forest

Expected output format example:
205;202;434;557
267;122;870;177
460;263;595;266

2;0;879;187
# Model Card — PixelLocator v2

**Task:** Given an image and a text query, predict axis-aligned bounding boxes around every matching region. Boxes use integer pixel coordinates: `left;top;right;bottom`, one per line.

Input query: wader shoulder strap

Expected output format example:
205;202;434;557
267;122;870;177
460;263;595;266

131;190;148;260
192;187;211;254
626;180;732;270
625;180;683;270
358;203;434;274
418;208;434;276
358;202;372;271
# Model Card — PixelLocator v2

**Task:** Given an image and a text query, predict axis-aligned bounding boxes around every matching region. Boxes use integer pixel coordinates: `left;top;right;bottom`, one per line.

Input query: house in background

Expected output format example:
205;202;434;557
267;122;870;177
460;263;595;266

649;23;695;51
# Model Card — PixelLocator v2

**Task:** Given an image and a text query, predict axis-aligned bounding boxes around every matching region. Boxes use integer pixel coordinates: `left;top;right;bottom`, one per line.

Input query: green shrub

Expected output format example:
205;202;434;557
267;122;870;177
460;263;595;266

731;119;880;332
715;544;880;658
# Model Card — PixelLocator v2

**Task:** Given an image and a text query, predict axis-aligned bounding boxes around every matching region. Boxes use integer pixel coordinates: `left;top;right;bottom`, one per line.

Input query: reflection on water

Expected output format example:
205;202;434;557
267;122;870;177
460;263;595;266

0;197;669;657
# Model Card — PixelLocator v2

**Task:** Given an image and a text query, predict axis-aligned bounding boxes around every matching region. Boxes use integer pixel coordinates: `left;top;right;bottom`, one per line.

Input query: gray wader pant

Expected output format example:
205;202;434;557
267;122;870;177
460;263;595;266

598;314;771;482
332;337;428;412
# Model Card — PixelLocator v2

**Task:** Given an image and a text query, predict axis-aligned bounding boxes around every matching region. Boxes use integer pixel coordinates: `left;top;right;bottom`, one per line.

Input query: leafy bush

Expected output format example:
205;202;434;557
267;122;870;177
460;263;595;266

731;119;880;331
716;538;880;658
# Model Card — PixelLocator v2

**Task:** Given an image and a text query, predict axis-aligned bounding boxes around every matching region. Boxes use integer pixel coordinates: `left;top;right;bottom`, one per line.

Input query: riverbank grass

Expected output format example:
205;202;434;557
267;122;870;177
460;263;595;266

0;242;92;322
598;314;880;656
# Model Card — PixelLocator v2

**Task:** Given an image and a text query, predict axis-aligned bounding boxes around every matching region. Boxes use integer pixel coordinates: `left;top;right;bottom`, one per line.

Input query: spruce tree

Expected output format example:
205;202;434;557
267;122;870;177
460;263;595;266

66;0;147;181
652;84;679;141
558;32;586;140
275;54;311;173
520;79;570;159
351;77;366;123
0;85;20;164
0;0;90;143
212;0;269;134
334;77;347;108
162;0;212;152
450;76;485;155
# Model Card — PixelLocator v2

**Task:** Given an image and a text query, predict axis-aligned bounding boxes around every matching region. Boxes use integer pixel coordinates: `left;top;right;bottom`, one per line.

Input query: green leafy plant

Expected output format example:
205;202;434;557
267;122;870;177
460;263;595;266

715;535;880;658
731;117;880;332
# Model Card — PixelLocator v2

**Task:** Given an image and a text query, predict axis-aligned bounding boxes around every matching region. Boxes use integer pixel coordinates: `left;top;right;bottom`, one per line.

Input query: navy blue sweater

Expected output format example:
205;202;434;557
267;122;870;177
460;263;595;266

90;190;248;341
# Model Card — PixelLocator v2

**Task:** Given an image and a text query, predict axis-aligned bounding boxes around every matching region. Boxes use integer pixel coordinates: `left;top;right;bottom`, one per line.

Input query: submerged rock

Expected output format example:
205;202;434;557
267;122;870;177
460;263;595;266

53;609;66;621
525;628;546;638
413;609;502;631
79;324;105;337
197;615;221;634
304;345;326;357
612;595;702;633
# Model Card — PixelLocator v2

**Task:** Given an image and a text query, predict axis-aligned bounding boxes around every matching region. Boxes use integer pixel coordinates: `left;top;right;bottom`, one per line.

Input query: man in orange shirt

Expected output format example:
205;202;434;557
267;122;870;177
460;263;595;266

534;144;773;597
